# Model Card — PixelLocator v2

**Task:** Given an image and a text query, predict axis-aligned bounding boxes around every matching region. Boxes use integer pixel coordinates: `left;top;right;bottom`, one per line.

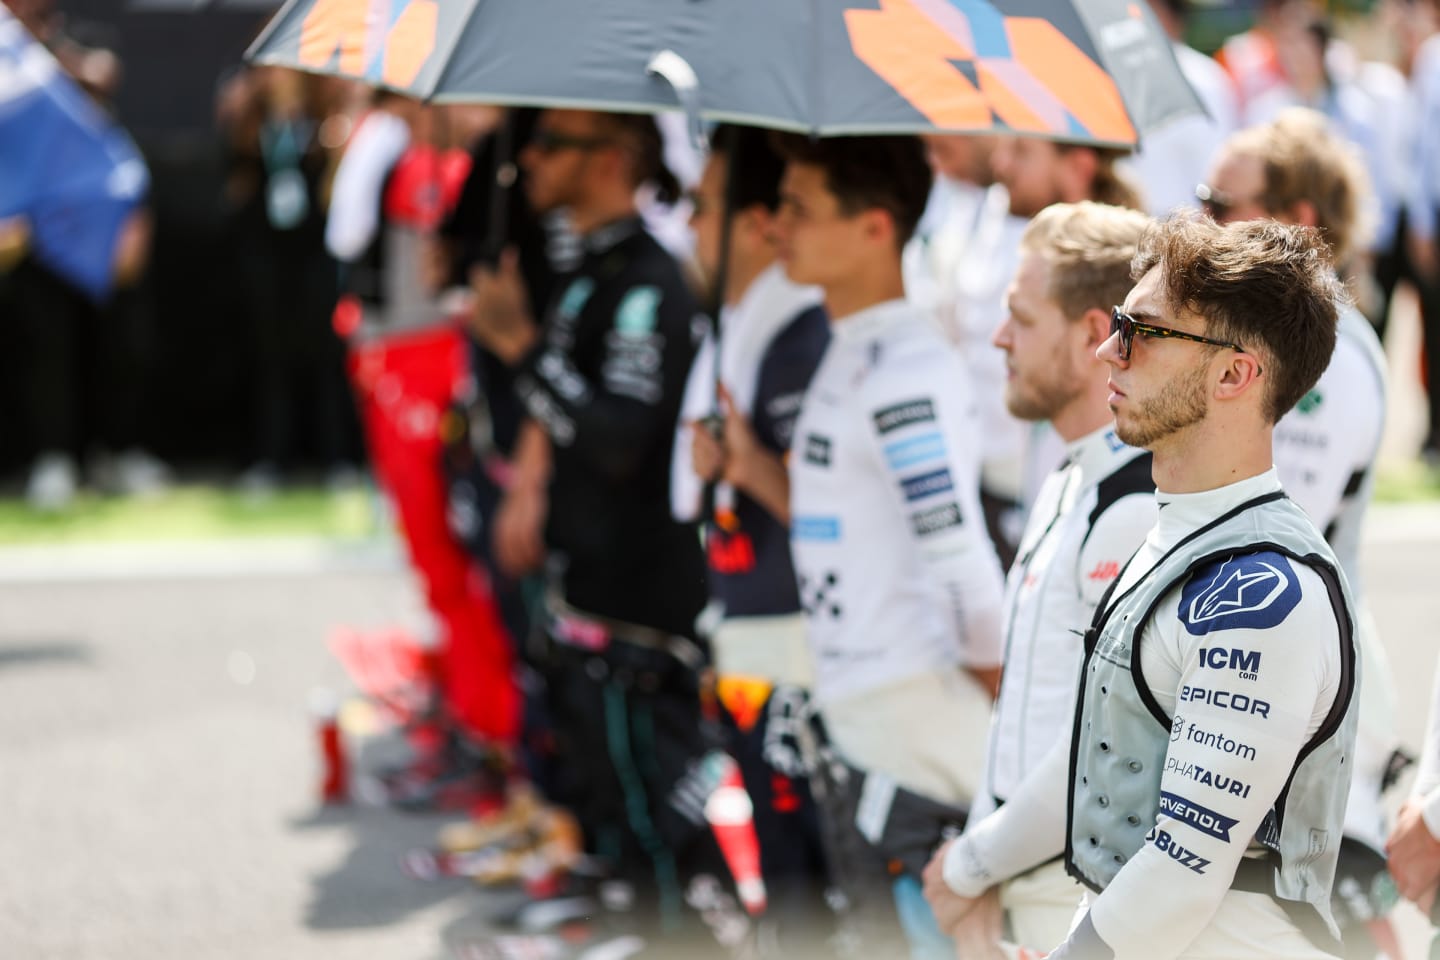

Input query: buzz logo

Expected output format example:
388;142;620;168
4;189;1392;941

1179;552;1301;636
1145;828;1211;875
1199;647;1261;680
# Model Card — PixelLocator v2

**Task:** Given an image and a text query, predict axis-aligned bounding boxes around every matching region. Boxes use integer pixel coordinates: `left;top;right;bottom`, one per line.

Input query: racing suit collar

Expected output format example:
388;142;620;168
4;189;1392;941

1152;468;1282;550
583;216;645;255
829;298;915;344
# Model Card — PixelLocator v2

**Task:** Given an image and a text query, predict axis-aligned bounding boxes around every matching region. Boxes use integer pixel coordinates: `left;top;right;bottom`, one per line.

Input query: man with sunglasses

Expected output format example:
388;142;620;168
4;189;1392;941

927;216;1360;960
1200;106;1403;957
467;109;715;934
923;202;1159;956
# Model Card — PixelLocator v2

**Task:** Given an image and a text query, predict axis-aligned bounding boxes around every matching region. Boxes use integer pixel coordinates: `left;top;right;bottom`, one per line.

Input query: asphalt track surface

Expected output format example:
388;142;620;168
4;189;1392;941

0;513;1434;960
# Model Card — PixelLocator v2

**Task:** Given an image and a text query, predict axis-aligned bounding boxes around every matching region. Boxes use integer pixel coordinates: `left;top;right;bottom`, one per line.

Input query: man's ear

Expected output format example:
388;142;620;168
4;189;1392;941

1078;306;1112;352
1287;199;1319;230
1213;350;1266;403
861;207;897;250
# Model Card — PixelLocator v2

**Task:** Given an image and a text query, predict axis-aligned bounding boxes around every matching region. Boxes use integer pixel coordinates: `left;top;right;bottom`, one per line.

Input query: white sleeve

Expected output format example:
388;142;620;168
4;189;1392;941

944;728;1071;895
1081;559;1342;960
1272;338;1382;531
670;331;716;522
324;111;411;263
1417;659;1440;838
862;352;1005;667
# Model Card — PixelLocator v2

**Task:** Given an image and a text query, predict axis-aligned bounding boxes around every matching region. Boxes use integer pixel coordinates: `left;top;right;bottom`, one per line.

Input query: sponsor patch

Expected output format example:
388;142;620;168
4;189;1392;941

1159;790;1239;841
557;276;596;319
1179;685;1270;718
910;502;963;536
1146;828;1211;875
1199;647;1261;679
1178;721;1257;761
1164;757;1252;799
1179;552;1301;636
1295;389;1323;415
873;398;936;435
901;468;954;502
615;286;661;338
803;434;832;467
883;431;947;470
793;516;841;541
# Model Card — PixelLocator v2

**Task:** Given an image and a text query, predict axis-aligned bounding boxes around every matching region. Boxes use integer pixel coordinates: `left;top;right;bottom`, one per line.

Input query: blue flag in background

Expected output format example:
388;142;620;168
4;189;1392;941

0;8;149;302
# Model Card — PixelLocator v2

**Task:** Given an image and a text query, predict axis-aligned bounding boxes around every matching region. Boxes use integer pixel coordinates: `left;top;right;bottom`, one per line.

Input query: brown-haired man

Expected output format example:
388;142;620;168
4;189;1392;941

928;217;1360;960
769;133;1005;950
1202;107;1401;955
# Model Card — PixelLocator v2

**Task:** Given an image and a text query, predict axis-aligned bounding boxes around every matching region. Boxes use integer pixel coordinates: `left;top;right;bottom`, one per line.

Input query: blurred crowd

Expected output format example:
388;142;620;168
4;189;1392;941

11;0;1440;957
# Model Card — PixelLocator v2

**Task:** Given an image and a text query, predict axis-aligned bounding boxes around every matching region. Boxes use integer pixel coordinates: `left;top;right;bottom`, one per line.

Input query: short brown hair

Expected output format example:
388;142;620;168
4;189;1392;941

1132;215;1343;423
1021;201;1151;319
771;134;933;247
1222;107;1372;265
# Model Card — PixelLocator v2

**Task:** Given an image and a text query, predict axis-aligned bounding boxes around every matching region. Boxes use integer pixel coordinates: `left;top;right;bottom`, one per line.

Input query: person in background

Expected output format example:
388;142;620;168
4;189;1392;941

1386;661;1440;949
468;108;717;939
1126;0;1238;217
771;132;1004;955
942;201;1157;957
991;135;1146;521
908;133;1030;568
672;123;831;935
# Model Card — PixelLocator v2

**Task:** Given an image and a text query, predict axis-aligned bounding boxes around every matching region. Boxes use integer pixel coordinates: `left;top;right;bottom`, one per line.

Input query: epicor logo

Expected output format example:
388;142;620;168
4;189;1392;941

1180;685;1270;718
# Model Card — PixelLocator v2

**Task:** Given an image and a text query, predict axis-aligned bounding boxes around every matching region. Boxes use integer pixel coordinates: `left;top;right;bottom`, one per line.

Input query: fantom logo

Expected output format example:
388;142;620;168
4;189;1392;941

299;0;437;89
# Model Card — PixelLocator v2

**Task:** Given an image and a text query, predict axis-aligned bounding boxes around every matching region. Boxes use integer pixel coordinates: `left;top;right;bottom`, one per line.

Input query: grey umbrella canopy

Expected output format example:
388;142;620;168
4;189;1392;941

247;0;1200;148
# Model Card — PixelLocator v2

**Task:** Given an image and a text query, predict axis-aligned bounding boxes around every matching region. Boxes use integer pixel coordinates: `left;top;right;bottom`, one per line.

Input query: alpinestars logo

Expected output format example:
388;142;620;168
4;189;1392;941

1179;552;1301;636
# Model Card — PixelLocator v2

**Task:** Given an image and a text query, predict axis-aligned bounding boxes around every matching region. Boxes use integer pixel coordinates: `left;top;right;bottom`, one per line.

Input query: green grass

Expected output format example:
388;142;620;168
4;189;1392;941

1373;461;1440;504
0;486;384;545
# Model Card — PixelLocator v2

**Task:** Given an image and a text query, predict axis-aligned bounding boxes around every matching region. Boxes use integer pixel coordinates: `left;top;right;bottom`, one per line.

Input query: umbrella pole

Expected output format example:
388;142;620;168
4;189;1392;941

483;111;514;263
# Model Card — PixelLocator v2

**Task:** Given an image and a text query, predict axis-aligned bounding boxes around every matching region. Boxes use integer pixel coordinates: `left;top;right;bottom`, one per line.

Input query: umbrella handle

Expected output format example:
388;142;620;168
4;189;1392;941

646;50;707;153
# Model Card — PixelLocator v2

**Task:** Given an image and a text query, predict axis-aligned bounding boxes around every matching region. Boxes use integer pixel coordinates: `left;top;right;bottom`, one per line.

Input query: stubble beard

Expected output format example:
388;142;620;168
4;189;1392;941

1113;360;1210;450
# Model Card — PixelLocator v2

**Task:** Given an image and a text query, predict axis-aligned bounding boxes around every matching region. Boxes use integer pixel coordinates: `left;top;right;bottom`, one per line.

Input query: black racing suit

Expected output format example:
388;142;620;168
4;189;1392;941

512;216;714;925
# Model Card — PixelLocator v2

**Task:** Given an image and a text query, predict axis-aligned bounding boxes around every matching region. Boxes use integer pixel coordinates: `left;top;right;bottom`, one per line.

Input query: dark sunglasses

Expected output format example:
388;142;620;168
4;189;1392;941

529;129;613;155
1110;306;1252;366
1194;183;1237;220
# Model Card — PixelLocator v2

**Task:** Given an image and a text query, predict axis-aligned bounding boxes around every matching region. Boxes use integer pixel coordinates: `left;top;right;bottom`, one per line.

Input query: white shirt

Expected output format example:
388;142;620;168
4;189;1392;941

1417;660;1440;838
789;299;1004;703
671;264;823;521
1125;43;1239;217
979;427;1157;814
324;110;410;263
948;470;1343;960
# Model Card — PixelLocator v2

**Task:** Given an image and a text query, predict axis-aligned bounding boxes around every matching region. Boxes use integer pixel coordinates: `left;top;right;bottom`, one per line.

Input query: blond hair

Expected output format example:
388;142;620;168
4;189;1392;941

1021;201;1152;319
1222;107;1374;265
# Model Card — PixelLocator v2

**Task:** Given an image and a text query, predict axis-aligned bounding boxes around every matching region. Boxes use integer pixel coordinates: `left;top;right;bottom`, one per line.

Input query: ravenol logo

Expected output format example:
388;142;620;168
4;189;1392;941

1178;552;1301;636
1159;791;1239;842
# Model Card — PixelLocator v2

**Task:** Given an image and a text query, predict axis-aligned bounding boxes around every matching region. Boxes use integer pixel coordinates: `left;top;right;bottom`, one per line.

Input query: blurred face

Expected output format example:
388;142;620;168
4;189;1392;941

992;137;1066;219
773;162;871;290
922;134;998;187
992;253;1089;422
1097;266;1213;450
688;153;729;288
519;110;614;214
1200;150;1272;225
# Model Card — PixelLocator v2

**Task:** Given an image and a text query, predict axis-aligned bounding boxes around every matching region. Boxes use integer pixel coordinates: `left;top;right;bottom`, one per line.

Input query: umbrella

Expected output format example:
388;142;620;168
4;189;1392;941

247;0;1201;149
0;8;149;302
